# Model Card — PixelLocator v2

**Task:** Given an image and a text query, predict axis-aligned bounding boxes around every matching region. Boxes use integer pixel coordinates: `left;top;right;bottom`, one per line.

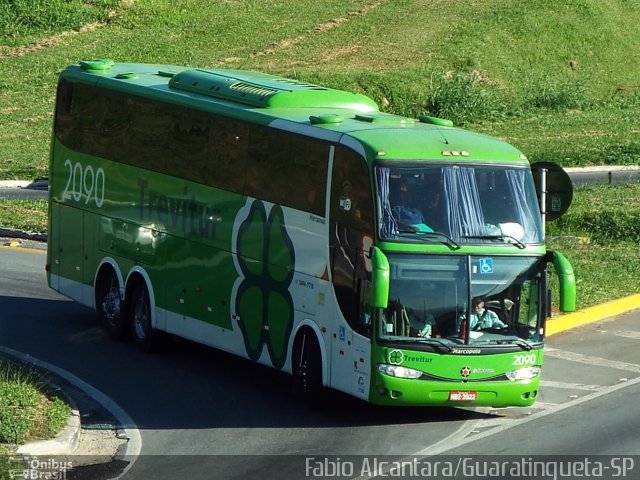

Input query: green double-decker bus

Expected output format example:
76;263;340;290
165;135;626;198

47;60;576;407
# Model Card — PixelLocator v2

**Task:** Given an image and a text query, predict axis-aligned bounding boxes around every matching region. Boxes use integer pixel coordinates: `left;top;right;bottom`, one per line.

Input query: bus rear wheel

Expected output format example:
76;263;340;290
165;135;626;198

294;331;325;408
128;281;159;352
96;270;128;341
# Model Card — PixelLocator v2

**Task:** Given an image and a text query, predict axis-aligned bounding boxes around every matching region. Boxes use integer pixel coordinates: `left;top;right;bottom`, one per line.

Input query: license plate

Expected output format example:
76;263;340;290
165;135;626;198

449;391;477;401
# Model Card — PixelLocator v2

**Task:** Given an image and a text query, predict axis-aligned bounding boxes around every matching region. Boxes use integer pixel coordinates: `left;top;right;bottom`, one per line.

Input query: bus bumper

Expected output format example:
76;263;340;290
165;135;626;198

369;375;540;407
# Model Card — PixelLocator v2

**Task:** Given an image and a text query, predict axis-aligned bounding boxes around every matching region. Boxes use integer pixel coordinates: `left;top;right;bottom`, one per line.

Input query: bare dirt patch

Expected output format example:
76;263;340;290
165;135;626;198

217;0;387;66
72;428;128;465
0;1;135;60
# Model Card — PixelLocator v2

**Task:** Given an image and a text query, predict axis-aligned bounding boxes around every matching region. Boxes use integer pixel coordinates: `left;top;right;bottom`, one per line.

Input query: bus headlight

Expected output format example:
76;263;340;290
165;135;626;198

377;364;423;379
506;366;541;381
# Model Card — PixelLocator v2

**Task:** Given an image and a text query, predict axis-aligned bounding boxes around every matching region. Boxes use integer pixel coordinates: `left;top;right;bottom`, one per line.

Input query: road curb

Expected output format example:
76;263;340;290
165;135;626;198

0;227;47;242
546;293;640;336
0;351;81;458
564;165;640;187
16;410;81;457
0;179;48;189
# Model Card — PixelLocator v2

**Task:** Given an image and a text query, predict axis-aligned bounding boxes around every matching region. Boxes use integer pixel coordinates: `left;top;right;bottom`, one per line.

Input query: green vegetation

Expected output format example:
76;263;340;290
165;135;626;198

547;183;640;307
549;183;640;242
0;359;69;446
549;237;640;309
0;0;121;47
0;199;47;233
0;0;639;310
2;0;640;179
0;448;22;480
0;359;70;478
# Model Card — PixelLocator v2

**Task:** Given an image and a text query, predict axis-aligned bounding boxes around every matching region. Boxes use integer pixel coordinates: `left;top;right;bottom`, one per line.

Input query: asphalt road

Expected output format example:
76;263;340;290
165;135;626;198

1;243;639;479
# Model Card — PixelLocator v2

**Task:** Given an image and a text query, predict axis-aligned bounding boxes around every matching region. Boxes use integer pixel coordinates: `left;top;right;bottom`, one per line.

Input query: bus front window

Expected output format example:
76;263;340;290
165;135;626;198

377;254;545;348
376;164;543;245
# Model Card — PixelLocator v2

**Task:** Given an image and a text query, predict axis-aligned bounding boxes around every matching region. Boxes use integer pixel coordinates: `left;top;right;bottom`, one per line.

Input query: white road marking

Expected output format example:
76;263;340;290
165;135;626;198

544;347;640;373
540;380;601;391
614;330;640;340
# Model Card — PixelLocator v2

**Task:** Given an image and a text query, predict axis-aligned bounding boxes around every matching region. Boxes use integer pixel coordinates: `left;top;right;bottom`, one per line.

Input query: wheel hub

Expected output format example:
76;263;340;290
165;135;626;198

102;287;121;324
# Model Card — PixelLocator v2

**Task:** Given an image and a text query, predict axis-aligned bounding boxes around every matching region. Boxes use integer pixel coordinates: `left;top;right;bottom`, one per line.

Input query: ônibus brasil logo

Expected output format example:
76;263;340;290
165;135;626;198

235;200;295;370
389;350;404;365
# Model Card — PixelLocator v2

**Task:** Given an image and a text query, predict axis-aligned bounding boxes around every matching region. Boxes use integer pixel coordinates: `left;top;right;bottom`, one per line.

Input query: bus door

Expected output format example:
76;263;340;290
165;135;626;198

328;241;372;400
328;145;375;398
54;203;85;303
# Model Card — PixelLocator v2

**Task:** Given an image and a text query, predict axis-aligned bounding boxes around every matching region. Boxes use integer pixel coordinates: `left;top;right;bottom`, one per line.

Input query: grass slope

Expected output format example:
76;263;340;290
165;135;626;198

1;0;640;179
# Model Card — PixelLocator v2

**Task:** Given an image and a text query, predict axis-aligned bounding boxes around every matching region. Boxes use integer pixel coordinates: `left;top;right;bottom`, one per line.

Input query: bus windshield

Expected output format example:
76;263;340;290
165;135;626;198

376;163;543;245
376;254;545;348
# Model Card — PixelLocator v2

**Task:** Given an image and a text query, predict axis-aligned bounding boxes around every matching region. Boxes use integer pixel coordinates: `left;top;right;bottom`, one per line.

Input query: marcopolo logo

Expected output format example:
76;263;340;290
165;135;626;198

388;350;404;365
235;200;295;370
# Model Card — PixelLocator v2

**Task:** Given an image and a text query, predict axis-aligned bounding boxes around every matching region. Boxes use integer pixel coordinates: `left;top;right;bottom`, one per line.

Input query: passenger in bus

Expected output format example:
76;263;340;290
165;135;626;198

415;172;446;233
385;300;437;338
390;180;433;233
409;310;437;338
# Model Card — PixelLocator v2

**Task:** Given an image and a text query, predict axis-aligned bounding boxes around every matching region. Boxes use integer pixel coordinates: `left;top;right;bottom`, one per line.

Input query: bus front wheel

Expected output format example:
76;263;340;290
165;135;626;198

96;270;128;341
128;281;159;352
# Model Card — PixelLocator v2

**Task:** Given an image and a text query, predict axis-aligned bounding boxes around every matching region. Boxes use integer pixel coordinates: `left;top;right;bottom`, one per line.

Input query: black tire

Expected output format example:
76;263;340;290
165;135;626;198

293;331;325;408
96;270;128;340
128;281;160;352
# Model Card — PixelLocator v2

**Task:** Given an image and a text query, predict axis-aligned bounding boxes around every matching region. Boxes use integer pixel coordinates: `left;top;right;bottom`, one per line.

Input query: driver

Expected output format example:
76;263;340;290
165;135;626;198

469;297;507;330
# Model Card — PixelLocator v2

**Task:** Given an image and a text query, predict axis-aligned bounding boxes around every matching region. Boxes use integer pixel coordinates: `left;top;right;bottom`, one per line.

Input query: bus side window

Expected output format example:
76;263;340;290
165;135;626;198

207;118;250;194
54;80;74;143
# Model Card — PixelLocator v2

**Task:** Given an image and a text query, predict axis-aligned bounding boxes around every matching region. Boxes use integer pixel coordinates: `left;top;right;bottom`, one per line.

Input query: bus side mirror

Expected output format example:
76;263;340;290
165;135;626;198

370;246;389;308
552;251;576;312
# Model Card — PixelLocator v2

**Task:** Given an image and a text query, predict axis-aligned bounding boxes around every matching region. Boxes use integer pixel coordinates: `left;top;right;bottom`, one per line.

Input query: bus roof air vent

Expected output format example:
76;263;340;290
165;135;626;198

309;114;344;125
418;114;454;127
355;113;415;126
115;72;138;80
169;69;378;112
79;59;115;71
230;82;279;98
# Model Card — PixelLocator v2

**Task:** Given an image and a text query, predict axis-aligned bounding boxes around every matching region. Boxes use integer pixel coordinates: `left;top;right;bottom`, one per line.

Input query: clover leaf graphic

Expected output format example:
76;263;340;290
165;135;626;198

235;200;295;370
389;350;404;365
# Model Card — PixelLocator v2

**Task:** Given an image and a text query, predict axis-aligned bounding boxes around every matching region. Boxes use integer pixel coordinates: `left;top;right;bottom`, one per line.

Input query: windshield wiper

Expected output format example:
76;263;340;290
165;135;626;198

460;234;526;249
413;337;453;352
396;230;460;249
386;337;453;353
494;338;533;351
